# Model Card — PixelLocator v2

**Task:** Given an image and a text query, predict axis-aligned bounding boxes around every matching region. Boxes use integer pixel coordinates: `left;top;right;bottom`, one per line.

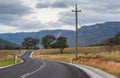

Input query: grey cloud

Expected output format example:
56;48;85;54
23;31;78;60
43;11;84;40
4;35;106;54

5;20;44;32
29;0;120;31
51;1;68;8
0;14;21;26
17;21;40;30
36;0;120;14
0;4;31;15
57;7;120;26
58;12;75;25
0;0;32;15
0;0;120;33
36;3;50;8
36;0;69;8
78;0;120;14
0;0;33;26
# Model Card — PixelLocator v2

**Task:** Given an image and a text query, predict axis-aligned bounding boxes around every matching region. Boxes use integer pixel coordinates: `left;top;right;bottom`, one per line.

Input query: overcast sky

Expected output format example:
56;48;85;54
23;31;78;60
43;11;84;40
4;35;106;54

0;0;120;33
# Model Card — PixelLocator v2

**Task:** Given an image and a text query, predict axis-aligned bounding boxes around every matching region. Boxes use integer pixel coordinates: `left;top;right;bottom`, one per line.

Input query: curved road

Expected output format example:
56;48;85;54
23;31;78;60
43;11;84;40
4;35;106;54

0;51;89;78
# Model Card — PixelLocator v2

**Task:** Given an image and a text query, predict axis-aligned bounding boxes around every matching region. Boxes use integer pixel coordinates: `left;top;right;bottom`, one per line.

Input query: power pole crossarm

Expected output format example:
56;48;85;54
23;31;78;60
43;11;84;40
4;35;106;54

72;4;81;12
72;4;81;60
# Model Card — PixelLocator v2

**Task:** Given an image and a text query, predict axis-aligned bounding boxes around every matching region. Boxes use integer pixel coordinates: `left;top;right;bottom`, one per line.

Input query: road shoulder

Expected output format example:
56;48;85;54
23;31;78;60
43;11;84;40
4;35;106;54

69;63;117;78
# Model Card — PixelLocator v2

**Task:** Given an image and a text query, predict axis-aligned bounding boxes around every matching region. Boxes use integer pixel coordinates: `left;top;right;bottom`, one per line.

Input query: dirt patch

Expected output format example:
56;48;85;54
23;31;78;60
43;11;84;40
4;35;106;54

74;58;120;77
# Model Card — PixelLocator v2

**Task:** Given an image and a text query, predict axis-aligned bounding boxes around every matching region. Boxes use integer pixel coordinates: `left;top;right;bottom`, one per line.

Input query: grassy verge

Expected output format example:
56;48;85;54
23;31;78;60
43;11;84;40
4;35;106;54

33;49;75;62
0;59;20;67
33;46;120;78
73;57;120;78
0;50;25;67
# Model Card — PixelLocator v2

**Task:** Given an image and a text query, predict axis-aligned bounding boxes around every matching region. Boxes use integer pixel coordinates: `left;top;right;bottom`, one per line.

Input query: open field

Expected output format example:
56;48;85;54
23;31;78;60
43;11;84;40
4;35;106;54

0;50;25;67
33;46;120;78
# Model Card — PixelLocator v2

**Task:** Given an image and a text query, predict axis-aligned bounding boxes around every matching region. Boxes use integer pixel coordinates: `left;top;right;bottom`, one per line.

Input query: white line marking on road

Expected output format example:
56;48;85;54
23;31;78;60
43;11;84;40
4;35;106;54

30;51;34;58
18;50;27;57
20;73;31;78
20;61;46;78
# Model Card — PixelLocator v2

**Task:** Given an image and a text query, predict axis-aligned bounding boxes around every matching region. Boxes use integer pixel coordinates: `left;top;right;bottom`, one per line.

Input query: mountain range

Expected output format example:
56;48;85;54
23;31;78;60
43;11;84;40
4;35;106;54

0;22;120;47
0;37;16;46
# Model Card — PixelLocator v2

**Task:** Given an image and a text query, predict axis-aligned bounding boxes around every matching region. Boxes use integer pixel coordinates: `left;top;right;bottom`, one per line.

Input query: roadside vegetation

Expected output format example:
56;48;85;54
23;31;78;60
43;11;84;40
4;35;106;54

41;35;68;53
33;32;120;77
22;37;40;49
33;46;120;78
0;32;119;76
0;50;24;67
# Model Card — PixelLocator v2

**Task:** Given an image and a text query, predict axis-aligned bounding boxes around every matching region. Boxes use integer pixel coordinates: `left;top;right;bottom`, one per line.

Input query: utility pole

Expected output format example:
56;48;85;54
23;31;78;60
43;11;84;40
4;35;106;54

72;4;81;60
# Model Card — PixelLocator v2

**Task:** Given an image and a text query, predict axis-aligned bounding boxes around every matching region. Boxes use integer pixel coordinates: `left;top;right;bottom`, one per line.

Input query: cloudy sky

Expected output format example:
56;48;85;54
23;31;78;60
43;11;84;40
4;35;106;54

0;0;120;33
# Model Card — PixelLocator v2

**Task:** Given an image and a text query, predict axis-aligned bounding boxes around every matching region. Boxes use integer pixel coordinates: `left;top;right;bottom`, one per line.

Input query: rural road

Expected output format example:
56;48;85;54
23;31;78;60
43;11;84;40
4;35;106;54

0;51;90;78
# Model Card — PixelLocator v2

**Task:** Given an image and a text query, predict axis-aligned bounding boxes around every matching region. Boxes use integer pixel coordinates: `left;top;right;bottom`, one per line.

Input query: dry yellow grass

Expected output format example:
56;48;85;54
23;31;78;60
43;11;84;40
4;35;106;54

33;46;120;77
0;50;25;60
0;50;25;66
74;58;120;78
34;46;120;62
34;49;77;62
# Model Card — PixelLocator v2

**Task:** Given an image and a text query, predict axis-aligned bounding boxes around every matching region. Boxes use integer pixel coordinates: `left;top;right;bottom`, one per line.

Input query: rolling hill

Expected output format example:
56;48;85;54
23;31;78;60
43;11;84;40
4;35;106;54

0;37;16;46
0;22;120;47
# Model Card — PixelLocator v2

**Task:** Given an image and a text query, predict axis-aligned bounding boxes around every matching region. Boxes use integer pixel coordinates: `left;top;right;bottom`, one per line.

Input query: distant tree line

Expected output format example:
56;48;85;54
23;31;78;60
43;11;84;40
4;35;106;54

0;45;20;50
98;32;120;52
0;37;40;50
100;32;120;46
0;35;69;52
21;35;68;53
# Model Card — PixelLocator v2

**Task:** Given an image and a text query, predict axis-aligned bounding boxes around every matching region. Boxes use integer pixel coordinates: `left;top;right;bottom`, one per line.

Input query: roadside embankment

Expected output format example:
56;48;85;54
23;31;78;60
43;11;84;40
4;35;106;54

33;46;120;77
0;50;25;68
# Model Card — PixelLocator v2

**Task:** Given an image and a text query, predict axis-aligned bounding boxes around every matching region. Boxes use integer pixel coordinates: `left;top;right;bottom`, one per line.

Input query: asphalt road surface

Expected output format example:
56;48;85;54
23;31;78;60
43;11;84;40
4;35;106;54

0;51;90;78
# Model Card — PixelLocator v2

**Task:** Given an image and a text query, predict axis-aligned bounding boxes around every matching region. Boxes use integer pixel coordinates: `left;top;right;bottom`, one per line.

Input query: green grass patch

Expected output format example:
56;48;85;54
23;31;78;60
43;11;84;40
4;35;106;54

0;50;25;67
112;71;120;78
0;59;21;67
0;59;15;66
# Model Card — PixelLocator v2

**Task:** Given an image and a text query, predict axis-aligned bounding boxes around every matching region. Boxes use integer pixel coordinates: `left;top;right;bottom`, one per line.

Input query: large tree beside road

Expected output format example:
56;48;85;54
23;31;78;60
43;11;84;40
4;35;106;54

41;35;56;49
22;37;39;49
41;35;68;53
51;36;68;54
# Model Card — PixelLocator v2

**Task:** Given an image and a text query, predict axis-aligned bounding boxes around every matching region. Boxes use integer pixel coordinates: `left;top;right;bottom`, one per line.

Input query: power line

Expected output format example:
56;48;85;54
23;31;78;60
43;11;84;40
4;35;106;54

65;0;79;6
64;0;74;7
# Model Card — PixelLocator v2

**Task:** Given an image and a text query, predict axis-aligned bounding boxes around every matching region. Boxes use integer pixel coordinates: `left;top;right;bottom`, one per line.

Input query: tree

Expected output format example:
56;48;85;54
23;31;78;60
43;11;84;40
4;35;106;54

107;38;115;52
102;37;115;52
115;32;120;45
100;32;120;53
51;36;68;54
22;37;40;49
101;32;120;46
32;38;40;49
41;35;56;49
